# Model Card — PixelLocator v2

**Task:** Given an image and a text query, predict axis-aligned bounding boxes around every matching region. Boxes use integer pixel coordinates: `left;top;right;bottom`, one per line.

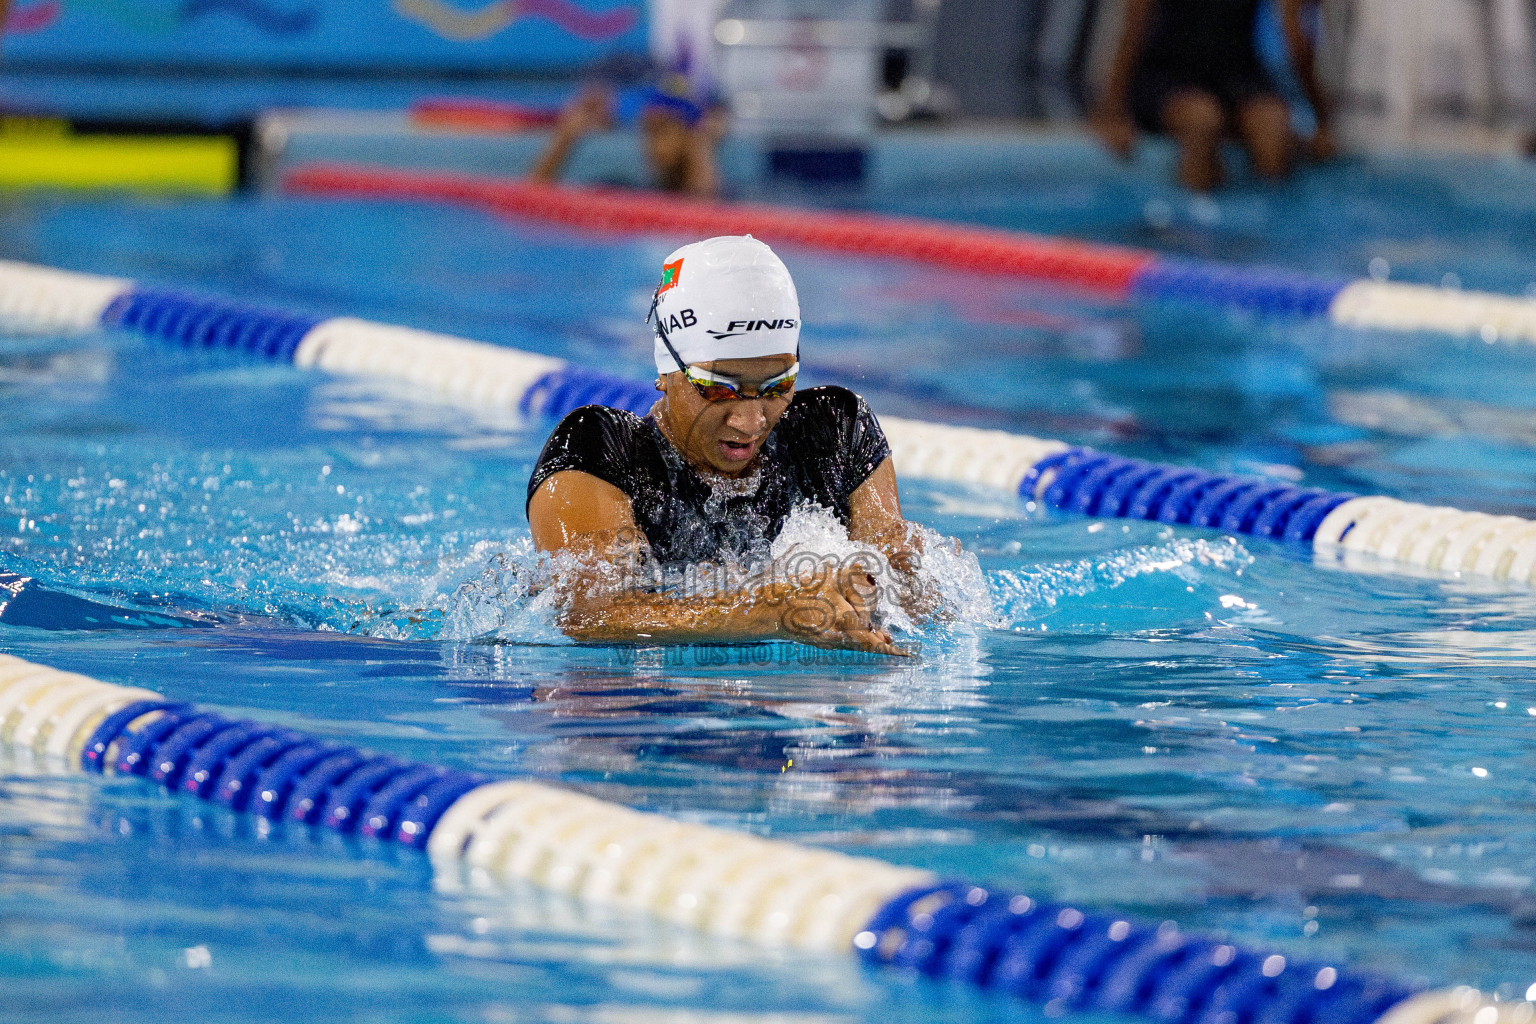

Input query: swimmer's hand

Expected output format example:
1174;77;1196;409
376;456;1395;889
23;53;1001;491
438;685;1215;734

887;545;948;624
755;565;910;658
544;539;907;655
557;85;614;137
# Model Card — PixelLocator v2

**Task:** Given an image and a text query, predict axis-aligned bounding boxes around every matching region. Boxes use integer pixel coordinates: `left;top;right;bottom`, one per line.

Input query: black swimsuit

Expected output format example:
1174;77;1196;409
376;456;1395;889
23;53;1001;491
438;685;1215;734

1129;0;1279;132
526;386;891;565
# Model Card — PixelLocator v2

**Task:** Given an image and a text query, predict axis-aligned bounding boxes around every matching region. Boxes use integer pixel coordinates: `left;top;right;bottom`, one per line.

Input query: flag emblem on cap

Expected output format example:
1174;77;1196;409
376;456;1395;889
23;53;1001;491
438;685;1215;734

658;259;683;293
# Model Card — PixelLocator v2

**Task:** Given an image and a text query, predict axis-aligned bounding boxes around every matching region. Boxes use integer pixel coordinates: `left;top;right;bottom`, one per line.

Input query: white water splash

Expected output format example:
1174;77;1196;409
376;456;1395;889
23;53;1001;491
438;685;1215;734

767;503;994;633
438;538;573;645
359;515;1249;647
988;536;1253;627
431;504;994;645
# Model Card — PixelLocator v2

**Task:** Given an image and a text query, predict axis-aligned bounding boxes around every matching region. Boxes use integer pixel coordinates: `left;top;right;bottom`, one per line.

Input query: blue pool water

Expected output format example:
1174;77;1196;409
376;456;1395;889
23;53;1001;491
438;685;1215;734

870;147;1536;295
2;164;1536;1022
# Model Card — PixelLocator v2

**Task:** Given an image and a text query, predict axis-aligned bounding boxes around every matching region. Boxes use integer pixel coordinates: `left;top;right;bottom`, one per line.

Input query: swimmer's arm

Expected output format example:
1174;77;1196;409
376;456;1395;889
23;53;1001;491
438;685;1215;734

529;86;612;184
848;457;946;621
560;572;902;654
529;470;903;653
528;469;639;553
849;456;925;557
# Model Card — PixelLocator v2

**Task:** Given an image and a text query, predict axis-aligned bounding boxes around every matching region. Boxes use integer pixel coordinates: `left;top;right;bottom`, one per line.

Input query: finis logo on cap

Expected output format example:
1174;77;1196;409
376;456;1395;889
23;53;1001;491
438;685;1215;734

658;258;683;294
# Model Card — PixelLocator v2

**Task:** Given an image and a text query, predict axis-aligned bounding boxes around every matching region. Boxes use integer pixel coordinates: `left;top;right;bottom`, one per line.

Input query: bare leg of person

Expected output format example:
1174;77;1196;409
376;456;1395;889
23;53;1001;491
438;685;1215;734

1236;94;1294;179
1161;89;1226;192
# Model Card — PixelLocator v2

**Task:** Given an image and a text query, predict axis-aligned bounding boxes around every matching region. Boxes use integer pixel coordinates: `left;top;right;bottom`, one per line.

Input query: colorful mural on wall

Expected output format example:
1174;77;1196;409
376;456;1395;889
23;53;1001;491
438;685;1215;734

1;0;644;71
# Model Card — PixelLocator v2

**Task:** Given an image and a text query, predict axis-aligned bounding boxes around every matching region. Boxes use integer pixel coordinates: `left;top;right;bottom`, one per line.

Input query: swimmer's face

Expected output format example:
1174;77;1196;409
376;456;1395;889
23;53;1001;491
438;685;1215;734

641;109;692;192
658;353;796;476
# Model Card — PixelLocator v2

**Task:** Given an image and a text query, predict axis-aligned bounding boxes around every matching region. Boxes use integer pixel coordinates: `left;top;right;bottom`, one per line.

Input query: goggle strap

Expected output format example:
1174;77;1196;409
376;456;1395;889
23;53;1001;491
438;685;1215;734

655;319;691;378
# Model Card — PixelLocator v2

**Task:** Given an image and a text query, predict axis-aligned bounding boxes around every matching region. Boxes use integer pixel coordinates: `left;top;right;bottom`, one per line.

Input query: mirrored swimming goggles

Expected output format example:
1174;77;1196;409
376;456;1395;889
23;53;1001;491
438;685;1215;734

648;287;798;402
681;361;799;402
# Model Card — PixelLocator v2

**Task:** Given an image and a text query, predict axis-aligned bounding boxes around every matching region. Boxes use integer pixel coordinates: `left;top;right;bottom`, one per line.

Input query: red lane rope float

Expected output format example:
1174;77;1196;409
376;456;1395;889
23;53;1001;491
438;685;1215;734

283;163;1155;298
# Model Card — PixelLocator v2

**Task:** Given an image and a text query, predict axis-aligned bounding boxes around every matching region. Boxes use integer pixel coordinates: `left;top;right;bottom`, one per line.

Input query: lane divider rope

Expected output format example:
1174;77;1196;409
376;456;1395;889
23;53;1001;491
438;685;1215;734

283;164;1155;298
4;260;1535;586
279;163;1536;344
0;259;131;336
0;650;1523;1024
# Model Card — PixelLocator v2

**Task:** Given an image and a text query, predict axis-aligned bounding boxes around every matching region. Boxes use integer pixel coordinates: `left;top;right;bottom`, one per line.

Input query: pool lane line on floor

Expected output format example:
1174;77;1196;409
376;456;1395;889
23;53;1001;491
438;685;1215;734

4;258;1536;589
280;162;1536;345
6;258;1535;590
0;650;1524;1024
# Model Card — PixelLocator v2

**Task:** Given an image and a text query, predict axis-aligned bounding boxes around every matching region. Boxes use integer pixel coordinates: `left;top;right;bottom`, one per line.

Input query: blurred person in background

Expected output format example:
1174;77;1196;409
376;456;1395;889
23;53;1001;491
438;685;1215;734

1093;0;1334;191
530;0;728;196
529;80;727;196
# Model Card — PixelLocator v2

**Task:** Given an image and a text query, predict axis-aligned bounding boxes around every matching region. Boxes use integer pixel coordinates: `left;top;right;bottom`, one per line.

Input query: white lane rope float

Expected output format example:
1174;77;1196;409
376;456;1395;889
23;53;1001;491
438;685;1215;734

1328;280;1536;345
0;651;1528;1022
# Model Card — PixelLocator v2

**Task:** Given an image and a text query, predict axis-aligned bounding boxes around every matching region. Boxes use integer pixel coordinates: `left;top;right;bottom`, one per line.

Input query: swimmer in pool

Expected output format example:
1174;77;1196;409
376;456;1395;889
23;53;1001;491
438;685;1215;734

527;236;931;656
529;82;725;197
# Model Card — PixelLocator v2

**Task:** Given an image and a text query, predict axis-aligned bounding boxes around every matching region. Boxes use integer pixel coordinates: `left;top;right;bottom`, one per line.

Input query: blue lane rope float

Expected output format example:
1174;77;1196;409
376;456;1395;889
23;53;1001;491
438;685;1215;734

518;364;659;419
6;259;1536;586
0;652;1520;1024
103;288;324;362
68;687;487;843
1129;260;1353;319
855;882;1418;1024
1024;449;1356;544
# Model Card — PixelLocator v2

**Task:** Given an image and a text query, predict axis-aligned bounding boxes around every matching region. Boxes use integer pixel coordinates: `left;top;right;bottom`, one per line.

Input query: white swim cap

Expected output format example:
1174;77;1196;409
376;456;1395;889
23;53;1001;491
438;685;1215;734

649;235;800;374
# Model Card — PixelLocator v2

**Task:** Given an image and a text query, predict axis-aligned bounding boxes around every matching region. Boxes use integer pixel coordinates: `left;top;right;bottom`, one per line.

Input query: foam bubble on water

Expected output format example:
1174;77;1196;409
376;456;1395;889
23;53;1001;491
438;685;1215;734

989;536;1253;627
767;504;913;630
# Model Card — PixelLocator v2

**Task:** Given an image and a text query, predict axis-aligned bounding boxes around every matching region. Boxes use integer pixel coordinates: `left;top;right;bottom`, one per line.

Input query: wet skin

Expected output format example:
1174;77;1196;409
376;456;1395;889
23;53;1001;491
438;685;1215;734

654;354;795;476
527;356;922;655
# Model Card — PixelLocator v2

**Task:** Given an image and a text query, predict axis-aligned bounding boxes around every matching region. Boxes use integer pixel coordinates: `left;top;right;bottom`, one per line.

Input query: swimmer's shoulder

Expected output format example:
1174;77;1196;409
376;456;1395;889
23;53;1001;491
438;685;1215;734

783;384;871;423
777;386;887;470
528;404;658;505
553;402;648;435
780;385;880;435
539;403;651;460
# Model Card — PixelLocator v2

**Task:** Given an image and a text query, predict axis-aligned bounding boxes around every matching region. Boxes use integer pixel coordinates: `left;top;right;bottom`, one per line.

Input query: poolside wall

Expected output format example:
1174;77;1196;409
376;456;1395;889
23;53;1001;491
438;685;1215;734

0;0;648;76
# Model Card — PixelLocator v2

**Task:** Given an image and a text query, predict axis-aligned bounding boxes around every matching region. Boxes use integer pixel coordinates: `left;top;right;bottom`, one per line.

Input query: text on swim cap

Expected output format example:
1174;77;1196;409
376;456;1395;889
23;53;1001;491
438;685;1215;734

659;308;697;333
706;319;799;340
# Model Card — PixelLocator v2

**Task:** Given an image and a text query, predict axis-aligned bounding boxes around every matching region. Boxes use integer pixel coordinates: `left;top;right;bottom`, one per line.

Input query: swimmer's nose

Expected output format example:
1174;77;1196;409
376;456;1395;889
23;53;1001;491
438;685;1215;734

722;399;768;441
